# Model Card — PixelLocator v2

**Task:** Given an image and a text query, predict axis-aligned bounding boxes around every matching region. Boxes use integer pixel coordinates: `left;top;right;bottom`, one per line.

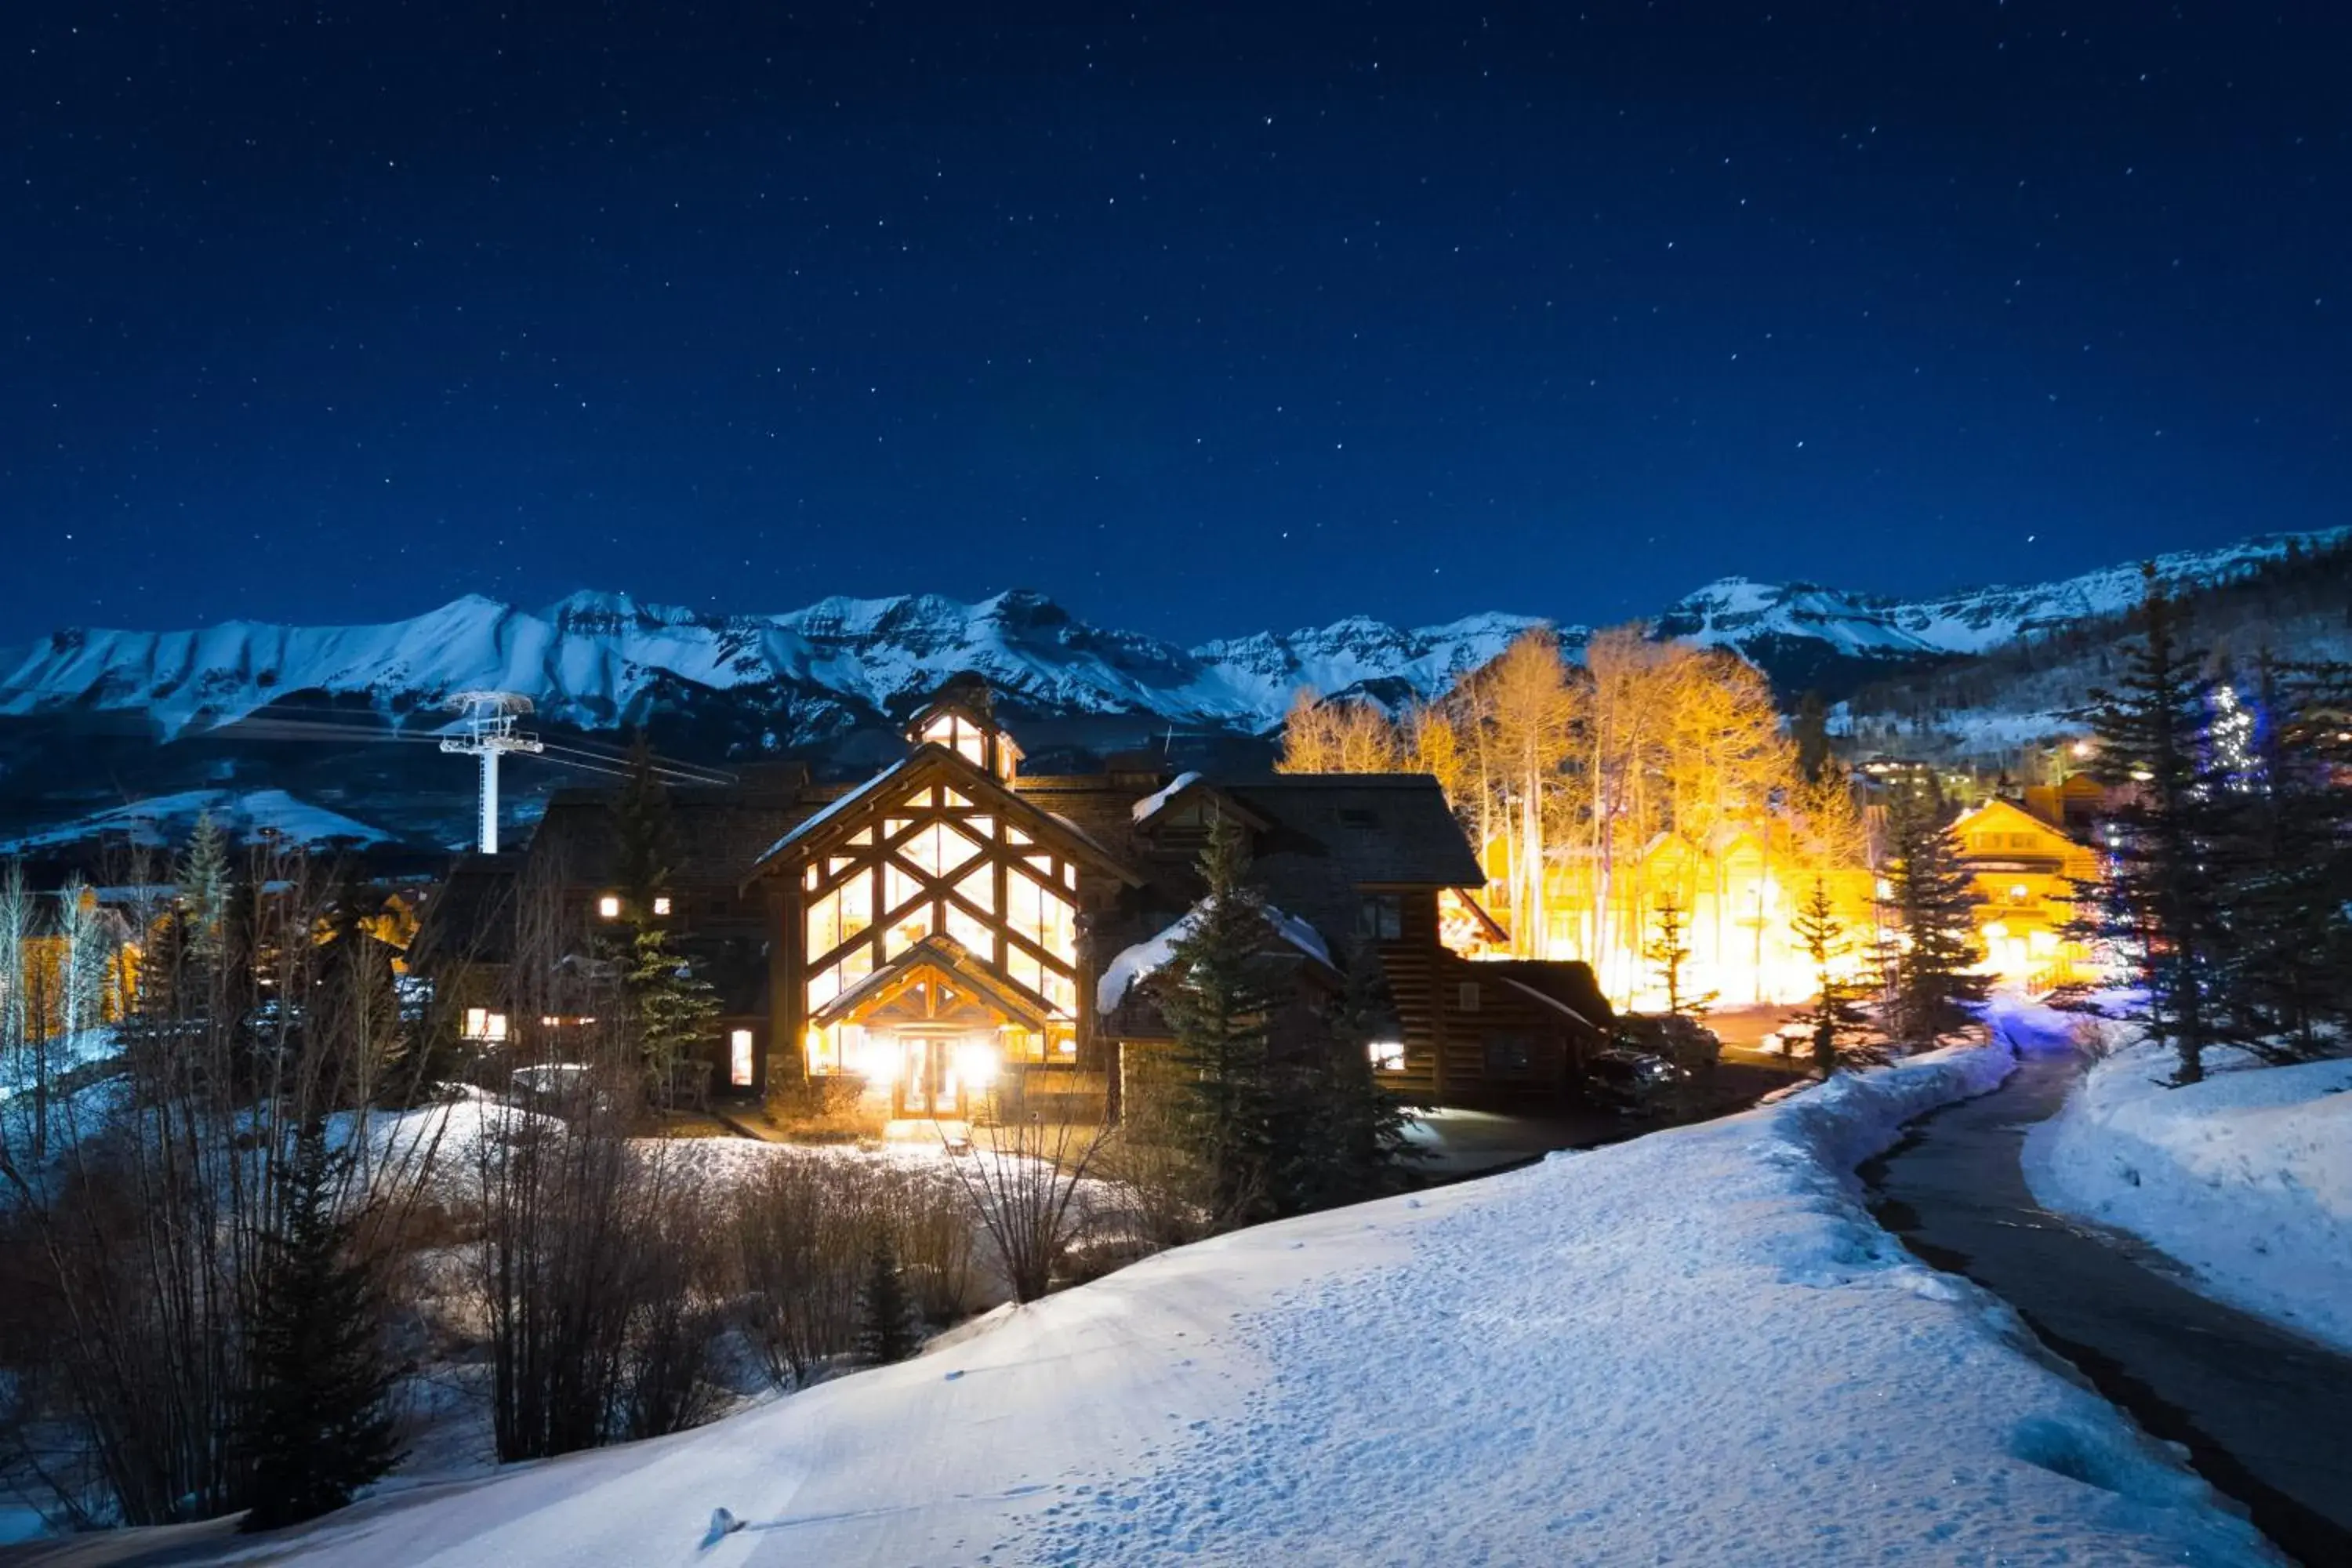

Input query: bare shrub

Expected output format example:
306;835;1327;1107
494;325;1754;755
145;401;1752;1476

947;1110;1114;1305
0;842;448;1525
726;1153;975;1388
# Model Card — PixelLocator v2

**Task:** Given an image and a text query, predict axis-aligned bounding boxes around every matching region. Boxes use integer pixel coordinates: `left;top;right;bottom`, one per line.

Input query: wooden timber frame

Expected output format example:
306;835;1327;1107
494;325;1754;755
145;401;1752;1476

746;742;1144;1092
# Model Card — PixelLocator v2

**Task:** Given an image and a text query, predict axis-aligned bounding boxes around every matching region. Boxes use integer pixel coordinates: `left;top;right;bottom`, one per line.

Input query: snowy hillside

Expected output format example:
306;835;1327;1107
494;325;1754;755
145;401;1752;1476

0;789;397;854
0;528;2334;749
93;1041;2275;1566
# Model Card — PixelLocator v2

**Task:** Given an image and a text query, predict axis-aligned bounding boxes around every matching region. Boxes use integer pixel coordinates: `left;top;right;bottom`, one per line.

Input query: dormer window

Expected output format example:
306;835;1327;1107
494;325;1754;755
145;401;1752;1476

920;710;994;771
904;677;1024;781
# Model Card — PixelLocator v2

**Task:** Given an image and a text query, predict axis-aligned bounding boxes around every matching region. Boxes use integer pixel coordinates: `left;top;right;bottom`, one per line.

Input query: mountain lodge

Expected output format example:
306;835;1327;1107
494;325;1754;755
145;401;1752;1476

408;676;1615;1120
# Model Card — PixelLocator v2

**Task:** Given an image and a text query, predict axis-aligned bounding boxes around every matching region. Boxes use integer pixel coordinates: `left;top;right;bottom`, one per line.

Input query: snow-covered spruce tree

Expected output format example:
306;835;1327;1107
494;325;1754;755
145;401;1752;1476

854;1232;920;1367
1788;877;1872;1077
1882;782;1985;1043
237;1117;403;1531
1162;811;1284;1228
2075;565;2229;1083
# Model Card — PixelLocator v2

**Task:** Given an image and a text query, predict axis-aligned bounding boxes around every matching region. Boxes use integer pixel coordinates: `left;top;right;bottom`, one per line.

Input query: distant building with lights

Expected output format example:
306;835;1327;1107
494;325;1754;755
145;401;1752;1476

1949;797;2100;990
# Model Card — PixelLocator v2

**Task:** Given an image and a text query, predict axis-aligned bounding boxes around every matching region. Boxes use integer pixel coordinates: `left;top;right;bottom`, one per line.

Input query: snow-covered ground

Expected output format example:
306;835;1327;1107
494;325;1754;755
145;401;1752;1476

2026;1033;2352;1357
104;1039;2282;1567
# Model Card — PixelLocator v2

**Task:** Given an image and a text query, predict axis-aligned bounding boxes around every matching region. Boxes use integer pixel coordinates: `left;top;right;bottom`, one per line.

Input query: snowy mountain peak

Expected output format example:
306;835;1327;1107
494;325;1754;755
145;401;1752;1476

0;528;2339;751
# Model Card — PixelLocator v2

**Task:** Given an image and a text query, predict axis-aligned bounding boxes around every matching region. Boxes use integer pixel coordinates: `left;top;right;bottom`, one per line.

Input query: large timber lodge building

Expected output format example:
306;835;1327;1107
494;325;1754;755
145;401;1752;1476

409;676;1613;1117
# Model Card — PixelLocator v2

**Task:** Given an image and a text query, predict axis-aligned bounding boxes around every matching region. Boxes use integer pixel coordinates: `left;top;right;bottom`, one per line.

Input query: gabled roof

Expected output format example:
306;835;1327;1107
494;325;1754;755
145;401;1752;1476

1952;797;2085;849
1096;896;1337;1016
810;933;1053;1031
743;743;1143;887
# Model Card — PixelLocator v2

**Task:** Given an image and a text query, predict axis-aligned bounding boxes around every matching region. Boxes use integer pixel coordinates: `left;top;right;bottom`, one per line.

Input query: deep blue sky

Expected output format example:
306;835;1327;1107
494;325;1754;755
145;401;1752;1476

3;2;2347;647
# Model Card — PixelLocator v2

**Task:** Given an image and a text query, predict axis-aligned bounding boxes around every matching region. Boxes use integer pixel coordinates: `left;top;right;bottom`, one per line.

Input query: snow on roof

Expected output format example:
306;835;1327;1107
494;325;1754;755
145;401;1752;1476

752;755;916;866
1131;771;1204;825
1096;898;1333;1015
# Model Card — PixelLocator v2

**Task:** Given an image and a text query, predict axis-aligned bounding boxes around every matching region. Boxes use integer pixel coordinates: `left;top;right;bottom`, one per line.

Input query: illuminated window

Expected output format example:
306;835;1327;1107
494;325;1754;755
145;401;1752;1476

729;1029;755;1087
652;895;672;916
1005;869;1076;965
1369;1040;1406;1073
597;895;621;920
944;902;996;962
463;1007;510;1043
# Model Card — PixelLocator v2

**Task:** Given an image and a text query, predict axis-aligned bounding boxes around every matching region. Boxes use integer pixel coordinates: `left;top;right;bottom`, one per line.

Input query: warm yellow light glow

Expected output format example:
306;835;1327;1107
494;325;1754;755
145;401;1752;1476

854;1032;902;1083
2071;740;2092;758
954;1039;999;1088
729;1028;755;1087
1369;1040;1406;1073
652;895;672;916
597;895;622;919
1984;920;2009;941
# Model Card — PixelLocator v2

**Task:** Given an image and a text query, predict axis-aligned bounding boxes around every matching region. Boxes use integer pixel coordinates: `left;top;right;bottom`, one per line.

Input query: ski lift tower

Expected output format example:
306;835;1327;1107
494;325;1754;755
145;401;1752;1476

440;691;543;855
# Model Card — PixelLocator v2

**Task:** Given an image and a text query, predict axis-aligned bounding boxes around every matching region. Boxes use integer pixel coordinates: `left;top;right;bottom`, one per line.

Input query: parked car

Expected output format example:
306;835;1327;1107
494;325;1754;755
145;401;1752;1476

1614;1012;1721;1065
1584;1047;1686;1112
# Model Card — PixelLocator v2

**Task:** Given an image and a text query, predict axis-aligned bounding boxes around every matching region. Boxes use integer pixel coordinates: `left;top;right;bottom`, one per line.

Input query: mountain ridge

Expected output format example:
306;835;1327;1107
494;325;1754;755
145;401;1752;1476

2;528;2339;750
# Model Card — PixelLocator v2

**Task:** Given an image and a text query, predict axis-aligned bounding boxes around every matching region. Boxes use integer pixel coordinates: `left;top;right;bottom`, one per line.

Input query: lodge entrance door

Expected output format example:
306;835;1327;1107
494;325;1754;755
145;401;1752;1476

891;1033;968;1120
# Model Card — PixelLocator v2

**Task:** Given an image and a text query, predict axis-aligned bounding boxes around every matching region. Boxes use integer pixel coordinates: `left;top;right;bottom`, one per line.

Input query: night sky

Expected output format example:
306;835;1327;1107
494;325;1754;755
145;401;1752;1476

4;3;2348;648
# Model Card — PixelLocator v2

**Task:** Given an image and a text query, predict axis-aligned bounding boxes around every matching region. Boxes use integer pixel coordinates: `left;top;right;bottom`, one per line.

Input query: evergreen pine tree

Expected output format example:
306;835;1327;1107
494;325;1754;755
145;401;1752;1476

1882;783;1986;1042
611;735;676;924
2076;565;2228;1083
630;925;720;1102
2211;657;2352;1058
180;811;232;967
238;1119;403;1530
1162;812;1284;1226
608;739;717;1099
1792;690;1832;785
1278;940;1410;1212
1789;877;1871;1076
1642;898;1715;1017
853;1232;920;1366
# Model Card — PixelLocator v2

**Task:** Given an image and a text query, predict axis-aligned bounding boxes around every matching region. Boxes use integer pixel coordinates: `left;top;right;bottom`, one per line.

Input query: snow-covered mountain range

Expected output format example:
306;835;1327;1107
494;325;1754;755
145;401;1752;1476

2;530;2335;750
0;590;1537;745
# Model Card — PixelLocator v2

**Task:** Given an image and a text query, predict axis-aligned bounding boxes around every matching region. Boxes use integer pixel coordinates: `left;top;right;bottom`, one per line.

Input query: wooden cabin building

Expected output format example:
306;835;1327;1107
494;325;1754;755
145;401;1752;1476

408;676;1613;1116
1949;797;2100;991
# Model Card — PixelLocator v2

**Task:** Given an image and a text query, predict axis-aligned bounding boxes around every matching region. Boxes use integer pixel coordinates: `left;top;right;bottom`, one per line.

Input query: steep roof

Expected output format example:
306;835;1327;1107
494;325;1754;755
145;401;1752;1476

743;743;1142;887
528;787;814;889
1221;775;1483;888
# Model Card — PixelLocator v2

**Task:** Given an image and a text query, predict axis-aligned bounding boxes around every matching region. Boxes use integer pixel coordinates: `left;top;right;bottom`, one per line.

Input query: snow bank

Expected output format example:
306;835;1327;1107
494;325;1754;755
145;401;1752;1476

2027;1036;2352;1356
160;1036;2281;1566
